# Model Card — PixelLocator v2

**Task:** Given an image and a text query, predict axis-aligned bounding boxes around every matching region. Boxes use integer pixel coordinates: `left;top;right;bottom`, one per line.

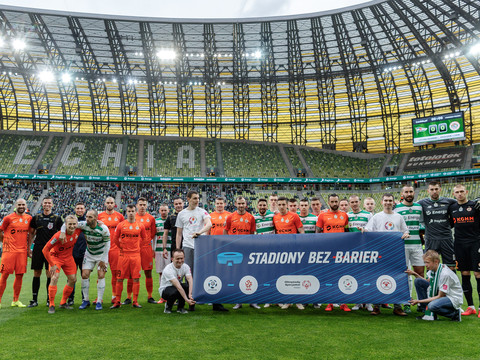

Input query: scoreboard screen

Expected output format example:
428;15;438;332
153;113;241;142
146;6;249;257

412;111;465;146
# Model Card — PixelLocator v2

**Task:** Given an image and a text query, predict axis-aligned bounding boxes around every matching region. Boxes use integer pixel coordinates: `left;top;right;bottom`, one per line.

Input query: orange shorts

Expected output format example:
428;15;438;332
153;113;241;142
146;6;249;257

50;257;77;276
119;254;141;279
0;252;27;275
109;249;120;271
140;246;154;271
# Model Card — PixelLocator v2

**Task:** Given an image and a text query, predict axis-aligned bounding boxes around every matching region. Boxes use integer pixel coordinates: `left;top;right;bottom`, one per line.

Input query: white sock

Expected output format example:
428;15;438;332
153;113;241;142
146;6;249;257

82;278;90;301
97;278;106;303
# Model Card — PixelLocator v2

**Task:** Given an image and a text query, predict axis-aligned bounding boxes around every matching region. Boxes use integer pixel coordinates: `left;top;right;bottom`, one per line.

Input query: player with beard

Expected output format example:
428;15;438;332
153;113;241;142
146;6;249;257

394;185;424;314
418;181;456;270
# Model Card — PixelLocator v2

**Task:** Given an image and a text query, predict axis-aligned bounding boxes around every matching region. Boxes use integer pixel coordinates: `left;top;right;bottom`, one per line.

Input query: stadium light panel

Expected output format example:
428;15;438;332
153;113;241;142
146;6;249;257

61;73;72;83
157;49;176;60
39;70;54;82
13;39;26;51
470;43;480;55
254;50;261;58
0;38;3;47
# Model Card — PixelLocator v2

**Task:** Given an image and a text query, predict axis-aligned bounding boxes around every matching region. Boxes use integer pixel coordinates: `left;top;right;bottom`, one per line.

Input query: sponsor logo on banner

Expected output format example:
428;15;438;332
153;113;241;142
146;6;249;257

404;147;466;171
376;275;397;294
338;275;358;295
276;275;320;295
239;276;258;295
204;276;222;295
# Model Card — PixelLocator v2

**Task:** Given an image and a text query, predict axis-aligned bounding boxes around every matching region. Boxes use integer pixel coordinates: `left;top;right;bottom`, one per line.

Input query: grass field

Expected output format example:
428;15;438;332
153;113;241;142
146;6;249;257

0;265;479;360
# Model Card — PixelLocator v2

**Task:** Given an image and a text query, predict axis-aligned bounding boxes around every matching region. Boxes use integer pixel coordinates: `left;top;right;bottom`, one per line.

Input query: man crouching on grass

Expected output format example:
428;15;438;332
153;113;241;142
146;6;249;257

159;249;195;314
406;250;463;321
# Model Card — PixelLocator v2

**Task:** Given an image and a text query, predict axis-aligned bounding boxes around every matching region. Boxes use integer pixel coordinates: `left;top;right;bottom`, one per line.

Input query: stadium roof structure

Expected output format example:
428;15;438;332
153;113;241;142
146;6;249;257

0;0;479;153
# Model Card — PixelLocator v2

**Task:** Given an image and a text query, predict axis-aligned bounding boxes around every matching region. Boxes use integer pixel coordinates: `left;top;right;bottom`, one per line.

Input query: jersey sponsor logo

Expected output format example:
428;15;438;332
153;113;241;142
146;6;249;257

48;222;53;230
325;224;344;231
442;284;448;291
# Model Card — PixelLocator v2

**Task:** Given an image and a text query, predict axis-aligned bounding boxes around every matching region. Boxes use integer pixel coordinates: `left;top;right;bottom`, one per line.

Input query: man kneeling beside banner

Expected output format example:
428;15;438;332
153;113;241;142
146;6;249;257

193;232;409;304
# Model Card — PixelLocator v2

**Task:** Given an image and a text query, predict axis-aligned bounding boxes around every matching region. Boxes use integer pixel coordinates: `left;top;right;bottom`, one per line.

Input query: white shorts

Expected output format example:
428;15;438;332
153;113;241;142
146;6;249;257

82;253;109;272
405;246;424;267
155;251;171;274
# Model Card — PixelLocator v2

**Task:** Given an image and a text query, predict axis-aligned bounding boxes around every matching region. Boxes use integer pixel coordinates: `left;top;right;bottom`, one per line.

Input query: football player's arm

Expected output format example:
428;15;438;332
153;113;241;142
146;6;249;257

162;229;169;258
294;215;304;234
99;228;110;265
42;238;57;276
250;216;256;234
176;227;183;249
113;225;122;250
315;215;323;233
193;215;212;238
223;216;231;235
0;217;10;243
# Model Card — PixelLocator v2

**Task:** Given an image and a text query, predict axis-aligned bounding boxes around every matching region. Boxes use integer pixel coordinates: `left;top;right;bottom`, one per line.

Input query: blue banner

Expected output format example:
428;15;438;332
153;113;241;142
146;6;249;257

193;232;409;304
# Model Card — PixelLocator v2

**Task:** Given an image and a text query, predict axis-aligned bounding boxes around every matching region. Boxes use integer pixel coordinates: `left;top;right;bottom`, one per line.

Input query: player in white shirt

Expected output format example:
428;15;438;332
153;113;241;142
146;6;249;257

159;249;195;314
364;193;409;316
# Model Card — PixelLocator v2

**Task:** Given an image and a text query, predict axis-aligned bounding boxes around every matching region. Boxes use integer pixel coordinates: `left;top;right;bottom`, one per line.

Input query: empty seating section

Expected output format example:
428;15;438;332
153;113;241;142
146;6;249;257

284;147;304;171
300;149;384;178
41;136;65;168
403;167;460;175
473;144;480;157
205;141;218;169
126;138;139;167
55;136;123;176
0;134;47;174
221;142;290;178
389;154;403;167
143;140;201;177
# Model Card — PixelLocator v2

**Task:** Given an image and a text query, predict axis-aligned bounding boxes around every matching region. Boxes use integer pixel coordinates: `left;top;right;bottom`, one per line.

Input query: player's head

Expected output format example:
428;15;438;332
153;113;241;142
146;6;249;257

187;190;200;208
277;196;288;215
299;198;309;216
310;197;322;215
288;198;298;213
428;181;442;201
104;197;116;211
363;197;375;213
75;202;86;217
401;185;415;204
339;198;349;212
215;197;226;213
235;196;247;214
381;193;395;211
159;204;169;219
423;250;440;271
15;198;27;214
136;197;148;214
172;248;185;268
126;204;136;221
64;215;78;235
269;194;278;211
42;196;53;214
173;197;184;213
86;209;98;227
349;195;360;213
257;198;268;215
328;194;339;211
453;184;467;202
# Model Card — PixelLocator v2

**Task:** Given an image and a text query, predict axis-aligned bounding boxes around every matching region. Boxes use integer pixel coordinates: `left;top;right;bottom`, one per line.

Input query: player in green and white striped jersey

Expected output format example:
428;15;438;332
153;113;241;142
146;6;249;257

60;209;110;310
299;199;317;234
155;204;171;279
394;185;425;313
347;195;374;311
347;195;372;233
254;199;275;235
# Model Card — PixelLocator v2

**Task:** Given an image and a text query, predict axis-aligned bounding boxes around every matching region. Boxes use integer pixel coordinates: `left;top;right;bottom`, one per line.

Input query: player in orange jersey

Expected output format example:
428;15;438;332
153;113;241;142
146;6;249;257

42;215;81;314
0;198;32;308
225;196;258;310
316;193;351;313
273;197;304;235
224;196;256;236
98;196;125;304
111;204;147;309
123;197;156;305
209;197;231;236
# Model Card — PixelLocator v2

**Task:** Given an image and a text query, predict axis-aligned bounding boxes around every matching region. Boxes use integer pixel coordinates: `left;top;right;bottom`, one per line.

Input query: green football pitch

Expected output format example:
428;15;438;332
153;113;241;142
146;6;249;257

0;265;478;360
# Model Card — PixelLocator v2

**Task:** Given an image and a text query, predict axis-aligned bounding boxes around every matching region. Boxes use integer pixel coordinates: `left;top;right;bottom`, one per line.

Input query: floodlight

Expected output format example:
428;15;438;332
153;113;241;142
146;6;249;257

39;70;54;82
157;49;176;60
13;39;26;51
61;73;72;83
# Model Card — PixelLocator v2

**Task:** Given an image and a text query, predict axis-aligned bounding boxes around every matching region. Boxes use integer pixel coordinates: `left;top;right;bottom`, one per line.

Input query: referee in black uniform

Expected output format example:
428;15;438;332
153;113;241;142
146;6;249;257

28;197;63;307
